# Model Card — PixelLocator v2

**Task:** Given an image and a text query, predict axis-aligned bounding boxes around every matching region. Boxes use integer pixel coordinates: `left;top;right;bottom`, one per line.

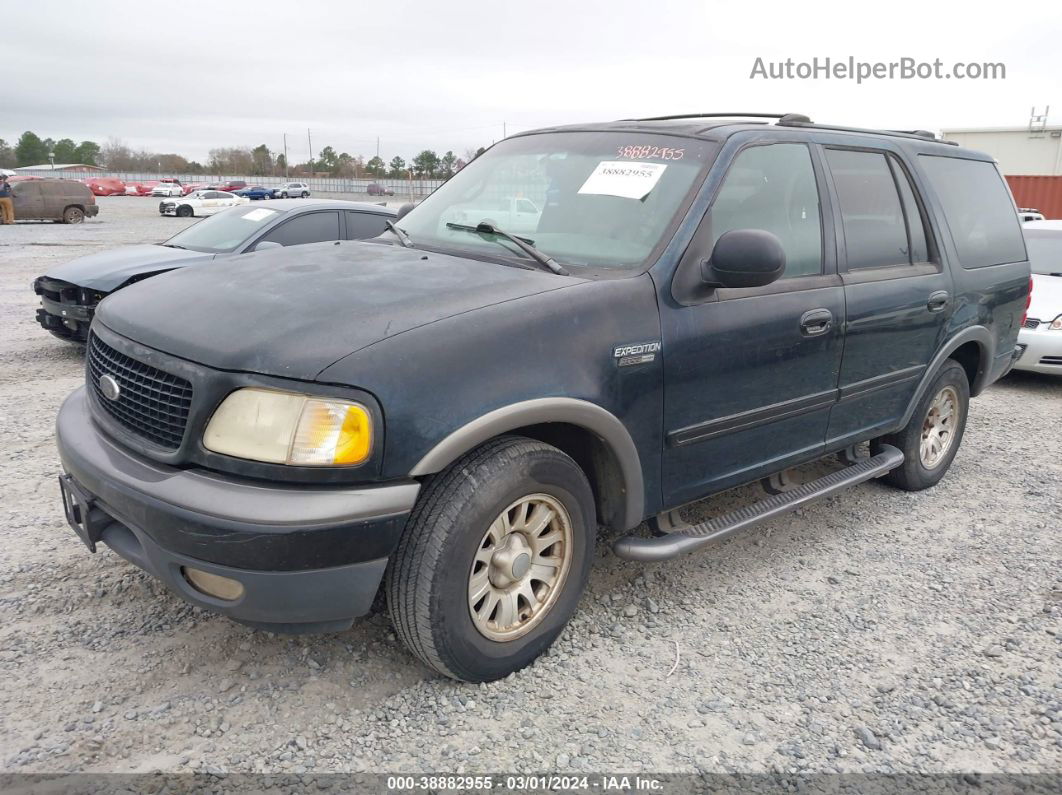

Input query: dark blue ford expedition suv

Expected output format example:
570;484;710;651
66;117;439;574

55;113;1030;681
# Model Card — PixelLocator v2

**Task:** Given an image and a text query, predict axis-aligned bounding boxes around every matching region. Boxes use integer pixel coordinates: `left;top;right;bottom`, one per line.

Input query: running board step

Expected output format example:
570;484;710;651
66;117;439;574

613;444;904;562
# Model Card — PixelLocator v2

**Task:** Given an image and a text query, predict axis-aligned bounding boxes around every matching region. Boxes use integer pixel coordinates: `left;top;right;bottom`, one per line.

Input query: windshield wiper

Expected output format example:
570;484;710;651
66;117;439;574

446;221;570;276
385;220;414;248
160;243;187;249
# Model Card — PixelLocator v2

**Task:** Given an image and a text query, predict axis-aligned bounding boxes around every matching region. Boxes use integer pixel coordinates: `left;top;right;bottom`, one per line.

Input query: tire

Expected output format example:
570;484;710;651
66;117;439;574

301;191;309;198
387;436;595;682
62;206;84;224
176;205;193;218
871;359;969;491
279;192;288;199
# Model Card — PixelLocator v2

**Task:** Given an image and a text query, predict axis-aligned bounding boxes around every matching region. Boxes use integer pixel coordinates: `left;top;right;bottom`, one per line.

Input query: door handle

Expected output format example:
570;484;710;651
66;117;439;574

799;308;833;337
927;291;949;312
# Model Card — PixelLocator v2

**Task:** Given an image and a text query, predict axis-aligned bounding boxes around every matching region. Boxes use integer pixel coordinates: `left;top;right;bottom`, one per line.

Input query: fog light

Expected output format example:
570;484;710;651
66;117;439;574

182;567;245;601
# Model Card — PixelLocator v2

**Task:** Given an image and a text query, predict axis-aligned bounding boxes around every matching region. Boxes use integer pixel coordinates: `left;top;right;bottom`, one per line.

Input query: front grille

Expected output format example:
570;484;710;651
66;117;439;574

87;334;193;449
1023;318;1041;330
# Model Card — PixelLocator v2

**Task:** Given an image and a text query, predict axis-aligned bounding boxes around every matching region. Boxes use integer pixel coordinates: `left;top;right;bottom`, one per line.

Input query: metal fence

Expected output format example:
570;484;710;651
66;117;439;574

15;170;445;199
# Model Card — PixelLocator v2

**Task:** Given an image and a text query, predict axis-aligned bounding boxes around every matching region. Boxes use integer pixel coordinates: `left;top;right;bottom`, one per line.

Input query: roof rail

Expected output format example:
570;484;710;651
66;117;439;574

627;112;807;122
777;117;959;145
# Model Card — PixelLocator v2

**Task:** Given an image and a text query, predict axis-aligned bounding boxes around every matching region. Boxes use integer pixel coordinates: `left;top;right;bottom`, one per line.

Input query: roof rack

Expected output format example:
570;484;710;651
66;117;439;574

628;112;809;123
776;117;959;145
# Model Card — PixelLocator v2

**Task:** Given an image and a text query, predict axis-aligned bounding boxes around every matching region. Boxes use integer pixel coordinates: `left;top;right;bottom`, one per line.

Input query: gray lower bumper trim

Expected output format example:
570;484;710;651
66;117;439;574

101;518;385;628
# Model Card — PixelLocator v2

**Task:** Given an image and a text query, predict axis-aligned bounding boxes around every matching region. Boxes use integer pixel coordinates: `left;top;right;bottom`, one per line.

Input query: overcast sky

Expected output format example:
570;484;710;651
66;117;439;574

7;0;1061;164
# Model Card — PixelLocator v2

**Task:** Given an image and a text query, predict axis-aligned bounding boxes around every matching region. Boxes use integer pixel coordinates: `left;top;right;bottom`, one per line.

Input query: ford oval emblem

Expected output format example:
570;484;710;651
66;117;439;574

99;374;121;401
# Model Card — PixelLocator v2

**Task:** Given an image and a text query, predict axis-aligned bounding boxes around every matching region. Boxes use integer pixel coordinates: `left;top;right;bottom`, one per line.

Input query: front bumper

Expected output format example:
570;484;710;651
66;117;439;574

33;278;97;341
1014;326;1062;375
56;387;419;632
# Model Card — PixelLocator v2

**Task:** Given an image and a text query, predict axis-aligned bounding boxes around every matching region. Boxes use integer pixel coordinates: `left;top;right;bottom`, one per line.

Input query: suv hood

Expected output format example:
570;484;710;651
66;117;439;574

96;240;582;381
46;244;215;292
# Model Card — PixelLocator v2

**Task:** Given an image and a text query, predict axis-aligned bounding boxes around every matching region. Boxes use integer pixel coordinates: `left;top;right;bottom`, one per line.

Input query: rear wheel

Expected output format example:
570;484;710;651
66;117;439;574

387;436;595;682
62;206;84;224
872;359;969;491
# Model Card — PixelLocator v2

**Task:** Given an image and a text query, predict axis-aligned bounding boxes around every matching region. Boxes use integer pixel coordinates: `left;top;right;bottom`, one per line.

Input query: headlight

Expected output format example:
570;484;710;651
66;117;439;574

1051;315;1062;331
203;388;372;466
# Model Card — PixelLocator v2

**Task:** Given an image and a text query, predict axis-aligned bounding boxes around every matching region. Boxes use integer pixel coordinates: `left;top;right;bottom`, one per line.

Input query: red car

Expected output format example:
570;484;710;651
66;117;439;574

132;181;159;196
182;183;208;195
216;180;247;193
85;177;126;197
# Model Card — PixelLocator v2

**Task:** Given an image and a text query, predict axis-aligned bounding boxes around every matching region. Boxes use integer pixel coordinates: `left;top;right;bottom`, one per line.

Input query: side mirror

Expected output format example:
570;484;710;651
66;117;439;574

396;202;415;220
254;240;283;252
702;229;786;289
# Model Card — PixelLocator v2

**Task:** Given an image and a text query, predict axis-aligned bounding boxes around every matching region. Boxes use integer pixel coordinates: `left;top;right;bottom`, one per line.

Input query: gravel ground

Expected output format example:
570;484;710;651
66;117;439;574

0;198;1060;778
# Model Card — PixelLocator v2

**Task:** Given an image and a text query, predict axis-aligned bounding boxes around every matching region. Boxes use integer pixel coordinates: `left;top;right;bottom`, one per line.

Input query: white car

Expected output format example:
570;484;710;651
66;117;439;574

443;196;542;235
276;182;310;198
151;181;184;197
159;190;249;218
1015;220;1062;375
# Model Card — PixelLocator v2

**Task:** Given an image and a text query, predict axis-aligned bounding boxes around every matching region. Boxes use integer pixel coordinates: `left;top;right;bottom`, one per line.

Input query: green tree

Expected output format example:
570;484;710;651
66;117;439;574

15;131;49;166
440;150;457;178
0;139;14;168
316;145;338;173
251;144;273;176
275;153;287;175
388;156;406;178
52;138;78;163
412;149;440;178
366;156;385;177
74;141;101;166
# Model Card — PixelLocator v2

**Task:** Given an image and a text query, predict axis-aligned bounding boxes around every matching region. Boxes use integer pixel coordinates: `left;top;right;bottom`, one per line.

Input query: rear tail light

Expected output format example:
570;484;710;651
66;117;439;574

1021;277;1033;326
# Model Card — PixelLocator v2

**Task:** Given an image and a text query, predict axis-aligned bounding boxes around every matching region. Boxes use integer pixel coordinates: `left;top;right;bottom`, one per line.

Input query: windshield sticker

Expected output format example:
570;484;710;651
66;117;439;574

616;145;685;160
578;161;668;200
241;208;278;222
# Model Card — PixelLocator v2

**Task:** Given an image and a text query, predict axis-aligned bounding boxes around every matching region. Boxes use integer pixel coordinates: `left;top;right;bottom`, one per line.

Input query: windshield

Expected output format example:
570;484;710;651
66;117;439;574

163;205;282;253
1024;233;1062;275
398;131;717;270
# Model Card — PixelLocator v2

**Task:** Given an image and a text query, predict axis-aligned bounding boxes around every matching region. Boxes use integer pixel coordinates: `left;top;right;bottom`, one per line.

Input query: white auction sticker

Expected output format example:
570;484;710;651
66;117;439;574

241;208;278;222
578;161;667;200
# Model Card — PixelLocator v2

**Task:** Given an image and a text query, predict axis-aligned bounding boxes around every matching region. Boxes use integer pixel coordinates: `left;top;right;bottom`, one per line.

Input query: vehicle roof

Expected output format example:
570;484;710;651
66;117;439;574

1023;220;1062;233
513;114;991;160
255;198;397;215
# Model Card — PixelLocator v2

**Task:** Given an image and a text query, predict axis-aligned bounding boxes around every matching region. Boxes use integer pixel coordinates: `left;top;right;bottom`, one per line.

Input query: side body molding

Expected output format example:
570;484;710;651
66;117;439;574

409;398;645;531
897;325;993;429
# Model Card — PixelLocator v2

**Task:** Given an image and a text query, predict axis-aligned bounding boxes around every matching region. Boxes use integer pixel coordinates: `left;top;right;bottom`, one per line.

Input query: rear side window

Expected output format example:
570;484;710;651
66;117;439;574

709;143;823;279
345;211;390;240
918;155;1026;268
825;149;913;269
259;211;341;247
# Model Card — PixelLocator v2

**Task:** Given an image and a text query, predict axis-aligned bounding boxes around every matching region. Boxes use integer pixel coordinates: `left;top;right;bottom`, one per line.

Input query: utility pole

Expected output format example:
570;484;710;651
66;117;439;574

282;133;289;178
307;128;314;175
376;136;380;159
502;121;507;138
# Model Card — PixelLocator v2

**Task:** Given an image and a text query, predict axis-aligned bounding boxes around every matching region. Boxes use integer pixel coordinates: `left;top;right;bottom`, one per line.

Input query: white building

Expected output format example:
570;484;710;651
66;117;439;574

941;126;1062;176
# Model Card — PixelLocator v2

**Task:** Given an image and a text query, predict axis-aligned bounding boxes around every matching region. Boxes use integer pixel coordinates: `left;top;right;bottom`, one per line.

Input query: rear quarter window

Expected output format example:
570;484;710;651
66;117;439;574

918;155;1026;269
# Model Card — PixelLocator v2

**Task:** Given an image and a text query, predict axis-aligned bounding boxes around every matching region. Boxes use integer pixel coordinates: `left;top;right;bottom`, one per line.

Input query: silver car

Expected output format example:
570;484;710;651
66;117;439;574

276;182;310;198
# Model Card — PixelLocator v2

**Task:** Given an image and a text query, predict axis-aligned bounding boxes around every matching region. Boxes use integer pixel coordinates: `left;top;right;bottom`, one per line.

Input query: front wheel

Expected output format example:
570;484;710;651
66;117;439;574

301;191;309;198
872;359;969;491
387;436;595;682
176;205;193;218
